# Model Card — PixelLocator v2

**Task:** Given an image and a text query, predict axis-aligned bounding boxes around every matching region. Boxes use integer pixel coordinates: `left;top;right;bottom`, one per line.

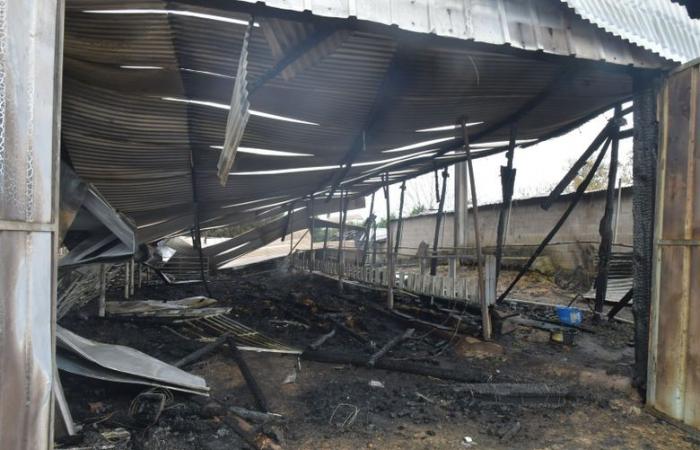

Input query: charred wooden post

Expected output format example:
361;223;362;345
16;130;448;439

498;137;612;304
227;337;270;413
430;168;449;276
462;118;491;339
394;181;406;256
595;105;623;317
495;124;517;280
632;74;658;391
383;174;395;309
361;192;376;266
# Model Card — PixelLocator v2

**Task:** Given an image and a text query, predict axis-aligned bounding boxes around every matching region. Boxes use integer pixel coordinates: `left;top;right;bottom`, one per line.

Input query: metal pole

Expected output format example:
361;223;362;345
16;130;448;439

383;174;394;309
462;118;491;340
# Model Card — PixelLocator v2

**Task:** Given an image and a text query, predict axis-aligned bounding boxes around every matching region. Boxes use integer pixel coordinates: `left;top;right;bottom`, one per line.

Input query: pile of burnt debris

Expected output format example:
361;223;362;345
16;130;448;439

54;262;695;450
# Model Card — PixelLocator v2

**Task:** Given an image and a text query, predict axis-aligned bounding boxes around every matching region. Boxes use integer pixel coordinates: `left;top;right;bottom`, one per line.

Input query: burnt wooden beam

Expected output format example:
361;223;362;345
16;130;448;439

497;137;612;304
430;168;449;276
302;349;488;382
367;328;414;366
594;105;622;316
174;333;230;368
350;99;632;196
607;288;634;320
227;337;270;413
321;50;404;199
248;26;338;95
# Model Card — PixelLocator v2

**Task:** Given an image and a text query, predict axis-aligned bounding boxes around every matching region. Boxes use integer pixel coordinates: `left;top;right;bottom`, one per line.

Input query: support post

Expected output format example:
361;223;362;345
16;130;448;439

98;264;107;318
394;181;406;257
383;175;394;309
371;221;378;266
495;124;517;280
632;74;658;391
362;192;376;266
309;195;315;271
337;190;347;291
454;161;468;259
124;260;130;299
430;168;449;276
595;105;622;317
129;257;135;297
462;118;490;339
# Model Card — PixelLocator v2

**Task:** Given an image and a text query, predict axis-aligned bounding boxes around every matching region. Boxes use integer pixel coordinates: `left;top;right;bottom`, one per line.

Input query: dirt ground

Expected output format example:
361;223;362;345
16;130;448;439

57;264;698;450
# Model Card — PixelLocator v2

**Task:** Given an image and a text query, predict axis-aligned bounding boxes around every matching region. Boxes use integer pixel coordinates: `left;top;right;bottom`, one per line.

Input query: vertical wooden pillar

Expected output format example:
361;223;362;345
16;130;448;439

462;118;491;340
595;105;622;316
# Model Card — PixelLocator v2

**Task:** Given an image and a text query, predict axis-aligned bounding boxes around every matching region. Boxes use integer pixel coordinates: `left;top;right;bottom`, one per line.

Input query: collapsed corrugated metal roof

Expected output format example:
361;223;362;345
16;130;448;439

61;0;698;265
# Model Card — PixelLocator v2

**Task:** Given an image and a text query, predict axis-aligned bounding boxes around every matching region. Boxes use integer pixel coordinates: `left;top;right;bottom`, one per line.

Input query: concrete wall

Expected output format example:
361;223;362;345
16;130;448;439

388;187;633;273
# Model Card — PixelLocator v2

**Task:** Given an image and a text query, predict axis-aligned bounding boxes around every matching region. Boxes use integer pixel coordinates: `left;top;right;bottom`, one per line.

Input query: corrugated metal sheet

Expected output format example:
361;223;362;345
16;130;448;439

60;0;698;259
242;0;695;65
562;0;700;64
0;0;62;448
218;19;251;185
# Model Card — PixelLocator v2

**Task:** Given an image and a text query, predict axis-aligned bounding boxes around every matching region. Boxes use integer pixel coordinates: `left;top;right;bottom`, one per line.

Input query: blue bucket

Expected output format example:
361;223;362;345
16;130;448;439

556;306;582;325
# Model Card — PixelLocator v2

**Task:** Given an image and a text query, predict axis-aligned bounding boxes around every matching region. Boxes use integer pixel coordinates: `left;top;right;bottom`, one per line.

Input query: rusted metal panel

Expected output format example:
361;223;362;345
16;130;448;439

649;59;700;431
0;0;63;448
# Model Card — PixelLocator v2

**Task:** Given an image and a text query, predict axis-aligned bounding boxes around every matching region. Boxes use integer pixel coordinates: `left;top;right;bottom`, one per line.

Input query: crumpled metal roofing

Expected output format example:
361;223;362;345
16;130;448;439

561;0;700;63
60;0;697;266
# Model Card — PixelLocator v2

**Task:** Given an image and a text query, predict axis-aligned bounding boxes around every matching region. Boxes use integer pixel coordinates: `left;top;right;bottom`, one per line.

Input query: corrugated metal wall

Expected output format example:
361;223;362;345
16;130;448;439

0;0;63;448
648;59;700;432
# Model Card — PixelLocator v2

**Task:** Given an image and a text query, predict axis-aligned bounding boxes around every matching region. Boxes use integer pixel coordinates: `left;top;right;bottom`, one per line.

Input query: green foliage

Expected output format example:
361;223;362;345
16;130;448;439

409;203;427;217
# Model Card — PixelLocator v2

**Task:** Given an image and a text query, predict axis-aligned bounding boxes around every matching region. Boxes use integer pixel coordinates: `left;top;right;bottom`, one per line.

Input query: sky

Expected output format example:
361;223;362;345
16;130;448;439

340;105;633;224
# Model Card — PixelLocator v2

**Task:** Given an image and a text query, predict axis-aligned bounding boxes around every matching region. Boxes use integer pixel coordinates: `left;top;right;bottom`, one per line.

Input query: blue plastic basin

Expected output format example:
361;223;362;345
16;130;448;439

556;306;582;325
